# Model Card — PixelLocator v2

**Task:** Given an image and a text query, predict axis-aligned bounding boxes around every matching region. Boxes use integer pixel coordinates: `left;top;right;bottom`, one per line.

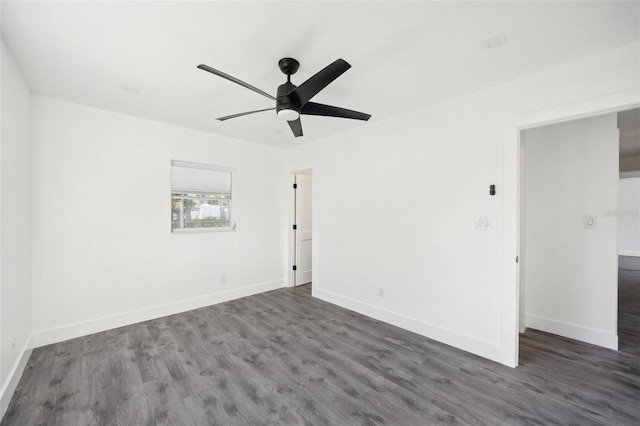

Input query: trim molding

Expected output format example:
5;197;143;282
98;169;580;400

1;335;33;420
33;280;285;348
313;288;502;364
620;171;640;179
525;314;618;350
619;250;640;257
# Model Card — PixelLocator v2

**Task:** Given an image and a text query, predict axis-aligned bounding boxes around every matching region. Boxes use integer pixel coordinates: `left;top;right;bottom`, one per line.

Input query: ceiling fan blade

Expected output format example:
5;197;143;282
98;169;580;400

288;59;351;106
287;118;303;137
301;102;371;121
216;108;275;121
197;64;276;101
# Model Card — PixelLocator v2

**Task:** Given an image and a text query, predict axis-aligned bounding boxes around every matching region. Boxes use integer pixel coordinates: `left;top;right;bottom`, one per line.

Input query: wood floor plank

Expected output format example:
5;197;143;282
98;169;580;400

2;258;640;425
619;255;640;359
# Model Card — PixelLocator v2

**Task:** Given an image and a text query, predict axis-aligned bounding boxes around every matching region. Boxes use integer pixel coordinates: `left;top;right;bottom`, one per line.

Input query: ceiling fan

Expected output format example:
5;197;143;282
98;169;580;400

197;58;371;137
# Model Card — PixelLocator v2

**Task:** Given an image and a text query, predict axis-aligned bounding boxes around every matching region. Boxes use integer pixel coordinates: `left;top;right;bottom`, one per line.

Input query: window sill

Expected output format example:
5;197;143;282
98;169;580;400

171;227;237;234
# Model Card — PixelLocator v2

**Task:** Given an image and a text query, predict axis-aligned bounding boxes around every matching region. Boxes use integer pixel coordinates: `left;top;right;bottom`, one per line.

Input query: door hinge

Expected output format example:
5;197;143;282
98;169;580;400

293;183;297;189
293;224;297;230
516;256;519;263
292;265;297;271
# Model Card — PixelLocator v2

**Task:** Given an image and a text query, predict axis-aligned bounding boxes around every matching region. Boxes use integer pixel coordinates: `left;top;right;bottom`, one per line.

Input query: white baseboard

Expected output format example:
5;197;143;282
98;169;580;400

313;288;503;365
1;335;33;420
620;171;640;179
525;314;618;350
618;250;640;257
33;279;285;348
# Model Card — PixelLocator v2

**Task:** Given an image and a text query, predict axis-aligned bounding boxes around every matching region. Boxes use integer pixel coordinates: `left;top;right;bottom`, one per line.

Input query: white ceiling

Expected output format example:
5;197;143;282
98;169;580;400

618;108;640;158
2;1;639;149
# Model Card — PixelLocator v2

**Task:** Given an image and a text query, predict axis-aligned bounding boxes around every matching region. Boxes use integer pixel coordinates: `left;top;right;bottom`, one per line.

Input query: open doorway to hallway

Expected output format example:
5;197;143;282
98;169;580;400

518;112;621;361
617;108;640;355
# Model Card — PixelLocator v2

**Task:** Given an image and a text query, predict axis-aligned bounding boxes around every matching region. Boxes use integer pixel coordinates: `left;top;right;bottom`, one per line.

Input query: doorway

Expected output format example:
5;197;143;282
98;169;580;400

502;90;639;367
518;112;620;358
292;170;312;290
617;108;640;355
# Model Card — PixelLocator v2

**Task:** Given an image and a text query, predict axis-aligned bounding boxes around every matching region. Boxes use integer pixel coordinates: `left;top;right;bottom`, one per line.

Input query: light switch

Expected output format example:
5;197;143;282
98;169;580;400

475;216;492;230
584;215;597;229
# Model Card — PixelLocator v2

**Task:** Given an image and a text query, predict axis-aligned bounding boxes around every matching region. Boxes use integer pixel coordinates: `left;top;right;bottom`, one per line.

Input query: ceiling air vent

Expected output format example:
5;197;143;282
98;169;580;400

121;84;140;95
482;34;508;50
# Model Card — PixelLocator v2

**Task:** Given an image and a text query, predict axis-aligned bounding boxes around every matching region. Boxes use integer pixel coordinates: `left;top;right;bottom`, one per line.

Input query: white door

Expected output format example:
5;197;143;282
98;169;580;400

295;174;312;285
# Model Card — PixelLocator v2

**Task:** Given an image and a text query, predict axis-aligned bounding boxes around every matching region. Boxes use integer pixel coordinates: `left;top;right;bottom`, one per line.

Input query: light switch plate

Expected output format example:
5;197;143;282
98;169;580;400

475;216;492;230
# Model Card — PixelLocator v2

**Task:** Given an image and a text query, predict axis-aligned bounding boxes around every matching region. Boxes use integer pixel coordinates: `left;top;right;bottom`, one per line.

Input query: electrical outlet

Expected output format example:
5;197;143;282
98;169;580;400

12;335;17;351
584;215;597;229
378;288;384;298
220;274;227;284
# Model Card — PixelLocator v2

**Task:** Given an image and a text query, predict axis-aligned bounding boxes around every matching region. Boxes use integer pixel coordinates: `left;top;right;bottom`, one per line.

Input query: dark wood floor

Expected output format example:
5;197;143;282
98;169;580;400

293;283;312;297
2;266;639;425
619;255;640;356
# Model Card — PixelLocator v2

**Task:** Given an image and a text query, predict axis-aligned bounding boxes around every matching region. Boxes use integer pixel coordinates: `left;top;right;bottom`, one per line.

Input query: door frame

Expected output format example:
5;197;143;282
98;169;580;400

502;89;639;367
288;169;313;288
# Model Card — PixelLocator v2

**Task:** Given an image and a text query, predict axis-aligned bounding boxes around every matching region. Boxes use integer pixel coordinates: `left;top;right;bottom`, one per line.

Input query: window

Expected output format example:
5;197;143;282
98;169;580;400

171;160;233;232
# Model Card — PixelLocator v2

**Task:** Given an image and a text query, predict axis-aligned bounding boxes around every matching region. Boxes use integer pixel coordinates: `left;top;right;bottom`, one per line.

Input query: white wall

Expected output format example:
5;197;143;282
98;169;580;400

523;114;619;349
30;96;287;346
618;178;640;256
287;41;639;365
0;40;32;416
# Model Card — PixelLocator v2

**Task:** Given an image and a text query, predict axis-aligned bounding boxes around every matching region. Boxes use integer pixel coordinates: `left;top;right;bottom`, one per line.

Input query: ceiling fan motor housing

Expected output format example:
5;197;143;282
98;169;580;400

276;82;300;115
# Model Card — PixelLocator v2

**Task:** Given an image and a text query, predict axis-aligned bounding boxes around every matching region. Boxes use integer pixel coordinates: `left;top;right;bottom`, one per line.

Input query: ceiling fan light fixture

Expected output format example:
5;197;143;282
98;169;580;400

277;108;300;122
197;57;370;137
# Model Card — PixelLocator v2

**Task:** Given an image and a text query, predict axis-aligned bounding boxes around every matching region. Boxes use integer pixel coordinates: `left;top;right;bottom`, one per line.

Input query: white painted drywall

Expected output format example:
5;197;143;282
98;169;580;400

287;42;639;365
0;40;32;415
30;96;287;346
523;114;619;349
618;178;640;256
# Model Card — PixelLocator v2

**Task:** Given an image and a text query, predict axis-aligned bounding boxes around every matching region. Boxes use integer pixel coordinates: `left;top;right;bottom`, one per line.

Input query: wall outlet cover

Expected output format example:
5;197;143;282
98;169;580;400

583;215;597;229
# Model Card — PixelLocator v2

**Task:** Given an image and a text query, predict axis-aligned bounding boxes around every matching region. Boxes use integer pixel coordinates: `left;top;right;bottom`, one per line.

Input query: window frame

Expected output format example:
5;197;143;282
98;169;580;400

170;160;236;234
